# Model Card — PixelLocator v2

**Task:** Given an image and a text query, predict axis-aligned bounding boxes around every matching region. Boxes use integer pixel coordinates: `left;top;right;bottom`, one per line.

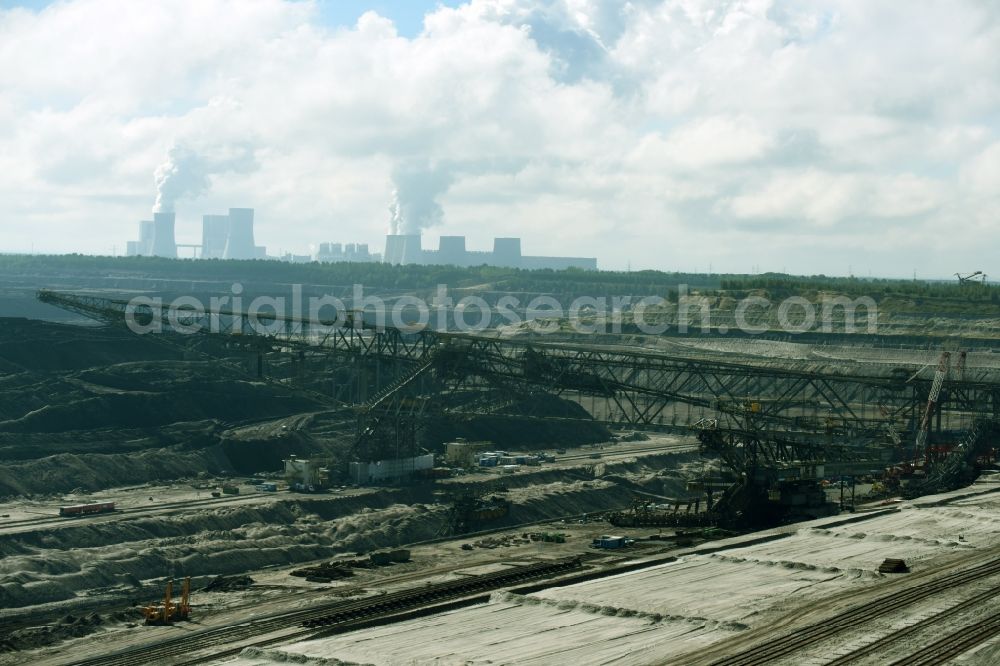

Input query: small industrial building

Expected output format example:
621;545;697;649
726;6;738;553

445;440;491;467
314;242;379;263
348;454;435;485
283;457;329;492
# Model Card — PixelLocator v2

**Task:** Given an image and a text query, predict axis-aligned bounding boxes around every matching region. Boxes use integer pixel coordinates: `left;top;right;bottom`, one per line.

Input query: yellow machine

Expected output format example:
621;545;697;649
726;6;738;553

142;577;191;625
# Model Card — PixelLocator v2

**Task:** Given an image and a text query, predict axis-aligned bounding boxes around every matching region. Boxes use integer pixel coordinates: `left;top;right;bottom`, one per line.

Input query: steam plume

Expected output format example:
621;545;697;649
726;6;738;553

152;142;256;213
153;146;208;213
387;161;453;234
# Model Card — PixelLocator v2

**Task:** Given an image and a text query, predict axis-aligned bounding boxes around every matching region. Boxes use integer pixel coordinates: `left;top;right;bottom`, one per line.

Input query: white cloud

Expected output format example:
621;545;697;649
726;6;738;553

639;115;774;169
0;0;997;277
963;141;1000;195
728;170;945;226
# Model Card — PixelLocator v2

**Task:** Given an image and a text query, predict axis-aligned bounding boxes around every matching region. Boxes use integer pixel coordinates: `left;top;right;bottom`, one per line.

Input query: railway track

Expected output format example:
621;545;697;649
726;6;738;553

826;585;1000;666
826;583;1000;665
71;557;583;666
889;611;1000;666
302;556;581;628
709;556;1000;666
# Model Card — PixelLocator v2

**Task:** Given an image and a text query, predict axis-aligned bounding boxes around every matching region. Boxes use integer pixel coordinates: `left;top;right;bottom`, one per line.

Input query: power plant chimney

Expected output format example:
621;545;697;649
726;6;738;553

149;212;177;258
223;208;256;260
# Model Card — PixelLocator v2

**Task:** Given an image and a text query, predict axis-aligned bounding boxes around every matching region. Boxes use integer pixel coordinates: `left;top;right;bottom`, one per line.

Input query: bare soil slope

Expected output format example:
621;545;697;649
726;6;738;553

0;319;331;496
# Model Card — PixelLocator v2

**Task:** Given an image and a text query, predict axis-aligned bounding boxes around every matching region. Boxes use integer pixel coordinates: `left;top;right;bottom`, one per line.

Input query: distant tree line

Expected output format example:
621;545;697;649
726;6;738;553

720;273;1000;304
0;254;718;298
7;255;999;312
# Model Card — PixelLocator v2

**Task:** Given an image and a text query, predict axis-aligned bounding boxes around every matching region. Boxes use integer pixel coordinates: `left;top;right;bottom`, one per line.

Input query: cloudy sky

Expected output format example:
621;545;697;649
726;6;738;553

1;0;997;276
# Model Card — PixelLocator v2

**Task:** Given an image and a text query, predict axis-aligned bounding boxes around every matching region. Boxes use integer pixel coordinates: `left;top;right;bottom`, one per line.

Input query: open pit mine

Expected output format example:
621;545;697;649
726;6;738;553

1;258;1000;666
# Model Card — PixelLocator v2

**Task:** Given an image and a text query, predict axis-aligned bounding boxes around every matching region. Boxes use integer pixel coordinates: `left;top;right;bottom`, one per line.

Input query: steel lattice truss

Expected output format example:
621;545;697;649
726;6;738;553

39;290;1000;449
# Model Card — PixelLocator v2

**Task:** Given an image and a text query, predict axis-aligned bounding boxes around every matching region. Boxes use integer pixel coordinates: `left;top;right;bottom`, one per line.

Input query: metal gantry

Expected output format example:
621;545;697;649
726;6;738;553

39;290;1000;455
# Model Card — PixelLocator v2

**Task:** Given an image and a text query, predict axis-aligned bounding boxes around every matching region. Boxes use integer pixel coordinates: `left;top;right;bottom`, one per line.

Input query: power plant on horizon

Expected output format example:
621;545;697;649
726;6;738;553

127;149;596;269
382;234;596;270
126;212;597;270
127;208;266;260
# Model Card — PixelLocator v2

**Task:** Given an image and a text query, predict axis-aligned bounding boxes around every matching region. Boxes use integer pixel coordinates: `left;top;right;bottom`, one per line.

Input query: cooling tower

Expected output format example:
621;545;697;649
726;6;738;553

138;220;154;255
149;213;177;258
399;234;423;265
384;235;404;265
438;236;467;266
201;214;229;259
492;237;522;268
223;208;256;260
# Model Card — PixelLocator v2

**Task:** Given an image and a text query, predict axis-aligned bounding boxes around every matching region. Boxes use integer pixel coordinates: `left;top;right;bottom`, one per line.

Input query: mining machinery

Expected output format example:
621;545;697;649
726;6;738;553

610;400;874;529
607;497;716;528
904;418;1000;498
955;271;987;284
443;488;512;534
142;577;192;625
36;290;1000;509
691;412;844;526
914;352;951;462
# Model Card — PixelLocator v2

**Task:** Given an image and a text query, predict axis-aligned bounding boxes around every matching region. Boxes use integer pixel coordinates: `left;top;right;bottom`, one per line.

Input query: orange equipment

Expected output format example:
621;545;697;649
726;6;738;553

142;577;191;625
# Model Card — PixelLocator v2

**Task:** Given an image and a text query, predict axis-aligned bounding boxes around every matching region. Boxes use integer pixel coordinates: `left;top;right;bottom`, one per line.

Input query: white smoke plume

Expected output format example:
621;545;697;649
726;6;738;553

152;142;257;213
388;188;402;235
387;161;454;235
153;145;207;213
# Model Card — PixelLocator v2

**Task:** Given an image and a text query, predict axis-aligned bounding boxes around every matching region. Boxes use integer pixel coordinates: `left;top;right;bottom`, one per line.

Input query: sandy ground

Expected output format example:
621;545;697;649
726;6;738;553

0;445;703;663
0;434;693;537
227;474;1000;666
12;500;695;665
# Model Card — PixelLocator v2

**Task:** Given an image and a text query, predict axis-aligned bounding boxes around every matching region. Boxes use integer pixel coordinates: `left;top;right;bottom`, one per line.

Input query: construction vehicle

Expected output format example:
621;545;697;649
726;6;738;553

142;577;192;625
